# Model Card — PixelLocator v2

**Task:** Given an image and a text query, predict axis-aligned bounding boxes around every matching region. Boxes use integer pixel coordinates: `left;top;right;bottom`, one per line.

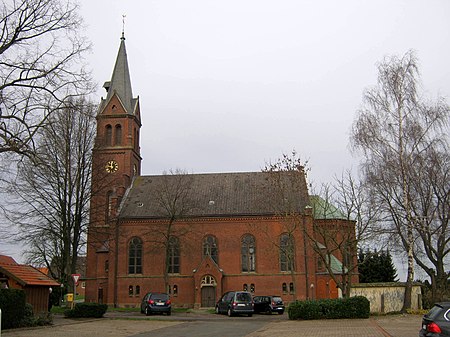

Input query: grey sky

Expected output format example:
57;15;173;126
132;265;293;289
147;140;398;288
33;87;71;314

82;0;450;186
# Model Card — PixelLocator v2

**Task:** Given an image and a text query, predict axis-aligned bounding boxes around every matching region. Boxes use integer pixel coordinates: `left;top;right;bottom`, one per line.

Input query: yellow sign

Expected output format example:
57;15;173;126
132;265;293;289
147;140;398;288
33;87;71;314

66;293;74;302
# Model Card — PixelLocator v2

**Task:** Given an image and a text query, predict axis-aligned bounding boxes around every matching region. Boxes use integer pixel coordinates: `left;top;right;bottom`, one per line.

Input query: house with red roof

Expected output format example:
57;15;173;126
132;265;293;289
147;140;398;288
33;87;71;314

0;255;60;314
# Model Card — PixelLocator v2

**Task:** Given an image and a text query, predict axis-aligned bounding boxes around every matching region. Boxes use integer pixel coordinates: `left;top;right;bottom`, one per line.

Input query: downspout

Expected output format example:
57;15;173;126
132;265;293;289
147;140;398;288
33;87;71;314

303;212;309;300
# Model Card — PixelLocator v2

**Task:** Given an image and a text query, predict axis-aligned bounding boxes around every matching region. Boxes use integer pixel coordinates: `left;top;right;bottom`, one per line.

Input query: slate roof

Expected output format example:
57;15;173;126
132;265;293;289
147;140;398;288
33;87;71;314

99;34;138;115
0;256;59;287
119;171;310;219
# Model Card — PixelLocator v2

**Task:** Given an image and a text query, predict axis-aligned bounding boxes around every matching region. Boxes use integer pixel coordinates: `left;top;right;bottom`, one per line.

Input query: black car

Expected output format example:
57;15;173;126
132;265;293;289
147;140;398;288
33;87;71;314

253;295;285;314
215;291;254;317
419;302;450;337
140;292;171;316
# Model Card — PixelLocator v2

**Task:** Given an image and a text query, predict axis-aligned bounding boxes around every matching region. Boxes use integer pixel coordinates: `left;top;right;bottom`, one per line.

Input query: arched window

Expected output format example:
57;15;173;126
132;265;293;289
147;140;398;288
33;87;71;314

280;233;295;271
202;235;218;264
289;282;295;293
168;236;180;273
115;124;122;146
241;234;256;272
105;125;112;146
282;283;287;293
128;237;142;274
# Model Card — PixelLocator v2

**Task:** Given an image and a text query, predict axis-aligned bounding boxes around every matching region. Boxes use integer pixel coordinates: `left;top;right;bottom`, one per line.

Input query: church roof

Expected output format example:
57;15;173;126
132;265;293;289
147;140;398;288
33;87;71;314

119;171;310;219
310;195;349;220
101;34;137;114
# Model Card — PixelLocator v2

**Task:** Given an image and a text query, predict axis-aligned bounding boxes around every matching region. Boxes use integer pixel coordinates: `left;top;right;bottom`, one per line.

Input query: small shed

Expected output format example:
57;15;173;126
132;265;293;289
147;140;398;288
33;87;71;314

0;255;60;314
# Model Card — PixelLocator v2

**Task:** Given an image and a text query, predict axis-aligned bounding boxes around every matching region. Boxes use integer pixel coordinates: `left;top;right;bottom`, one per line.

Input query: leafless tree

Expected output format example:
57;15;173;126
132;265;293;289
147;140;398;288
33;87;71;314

351;50;449;310
311;172;381;298
3;97;96;287
0;0;92;157
261;151;311;300
141;169;196;292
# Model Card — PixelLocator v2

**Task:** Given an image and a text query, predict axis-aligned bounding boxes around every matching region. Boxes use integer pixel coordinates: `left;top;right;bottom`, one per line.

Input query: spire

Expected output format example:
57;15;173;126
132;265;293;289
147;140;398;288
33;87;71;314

104;33;134;113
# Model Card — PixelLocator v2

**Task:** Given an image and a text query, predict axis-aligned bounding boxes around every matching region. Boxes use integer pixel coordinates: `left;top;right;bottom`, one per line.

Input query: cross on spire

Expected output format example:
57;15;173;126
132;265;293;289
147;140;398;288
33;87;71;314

121;14;126;40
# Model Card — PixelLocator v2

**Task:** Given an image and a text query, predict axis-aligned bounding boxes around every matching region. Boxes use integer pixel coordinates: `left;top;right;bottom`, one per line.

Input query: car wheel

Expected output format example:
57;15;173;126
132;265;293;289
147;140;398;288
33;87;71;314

278;311;284;315
227;308;233;317
266;306;272;315
215;306;220;314
167;310;171;316
145;307;151;316
248;313;253;317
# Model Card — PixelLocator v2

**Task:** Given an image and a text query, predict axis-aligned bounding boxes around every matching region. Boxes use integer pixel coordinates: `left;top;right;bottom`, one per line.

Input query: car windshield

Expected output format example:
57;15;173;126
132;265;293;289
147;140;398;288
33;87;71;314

151;294;168;301
236;292;252;302
273;297;282;302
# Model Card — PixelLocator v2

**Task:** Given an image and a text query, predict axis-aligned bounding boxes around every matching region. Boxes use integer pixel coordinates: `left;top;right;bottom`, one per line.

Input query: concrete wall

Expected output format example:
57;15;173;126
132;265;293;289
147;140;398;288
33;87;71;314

351;283;422;313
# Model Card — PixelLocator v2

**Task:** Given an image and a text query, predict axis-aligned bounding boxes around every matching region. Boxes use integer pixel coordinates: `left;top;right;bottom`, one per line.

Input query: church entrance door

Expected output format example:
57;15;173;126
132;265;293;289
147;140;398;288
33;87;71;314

201;286;215;307
200;275;217;307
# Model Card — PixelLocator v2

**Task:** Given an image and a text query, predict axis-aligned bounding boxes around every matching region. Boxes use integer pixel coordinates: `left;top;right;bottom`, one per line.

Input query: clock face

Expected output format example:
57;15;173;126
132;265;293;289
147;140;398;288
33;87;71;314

105;160;119;173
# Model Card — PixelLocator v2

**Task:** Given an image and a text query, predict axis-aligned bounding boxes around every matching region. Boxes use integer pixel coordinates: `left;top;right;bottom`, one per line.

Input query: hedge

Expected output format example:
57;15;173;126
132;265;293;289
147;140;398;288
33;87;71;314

288;296;370;320
64;302;108;318
0;289;27;329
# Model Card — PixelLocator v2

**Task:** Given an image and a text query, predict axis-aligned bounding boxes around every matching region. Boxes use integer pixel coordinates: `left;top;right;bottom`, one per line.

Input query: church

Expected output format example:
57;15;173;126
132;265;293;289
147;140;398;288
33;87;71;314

85;34;357;308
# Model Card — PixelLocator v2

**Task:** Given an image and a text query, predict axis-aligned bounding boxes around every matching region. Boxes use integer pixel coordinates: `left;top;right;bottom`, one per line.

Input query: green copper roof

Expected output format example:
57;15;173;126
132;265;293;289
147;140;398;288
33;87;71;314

310;195;348;220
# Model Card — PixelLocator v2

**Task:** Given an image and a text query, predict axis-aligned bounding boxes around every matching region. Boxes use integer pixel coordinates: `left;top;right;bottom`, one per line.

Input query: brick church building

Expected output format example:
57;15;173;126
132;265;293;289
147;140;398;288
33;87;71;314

85;34;357;308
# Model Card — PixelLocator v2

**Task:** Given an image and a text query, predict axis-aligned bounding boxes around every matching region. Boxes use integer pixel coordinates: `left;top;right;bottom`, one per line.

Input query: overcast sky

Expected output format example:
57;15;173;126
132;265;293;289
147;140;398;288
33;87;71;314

2;1;449;276
80;0;450;187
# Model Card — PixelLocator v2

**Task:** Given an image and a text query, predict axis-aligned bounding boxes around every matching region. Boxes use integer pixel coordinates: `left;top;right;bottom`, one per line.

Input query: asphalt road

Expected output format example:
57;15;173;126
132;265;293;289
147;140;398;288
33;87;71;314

132;319;267;337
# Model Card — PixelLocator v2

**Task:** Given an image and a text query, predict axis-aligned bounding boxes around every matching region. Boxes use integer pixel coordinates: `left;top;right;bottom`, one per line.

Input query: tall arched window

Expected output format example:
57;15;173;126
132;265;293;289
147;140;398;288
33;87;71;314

280;233;295;271
168;236;180;273
241;234;256;272
115;124;122;146
202;235;218;264
128;237;142;274
105;125;112;146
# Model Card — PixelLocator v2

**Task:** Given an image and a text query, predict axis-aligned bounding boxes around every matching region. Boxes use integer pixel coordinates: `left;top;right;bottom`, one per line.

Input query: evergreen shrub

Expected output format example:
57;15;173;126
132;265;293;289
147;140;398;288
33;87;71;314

0;289;27;329
288;296;370;320
64;302;108;318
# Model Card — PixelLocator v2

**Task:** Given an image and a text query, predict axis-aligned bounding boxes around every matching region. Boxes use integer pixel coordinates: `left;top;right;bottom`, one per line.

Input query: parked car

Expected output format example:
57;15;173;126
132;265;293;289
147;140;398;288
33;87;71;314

253;295;285;314
419;302;450;337
140;292;171;316
215;291;254;317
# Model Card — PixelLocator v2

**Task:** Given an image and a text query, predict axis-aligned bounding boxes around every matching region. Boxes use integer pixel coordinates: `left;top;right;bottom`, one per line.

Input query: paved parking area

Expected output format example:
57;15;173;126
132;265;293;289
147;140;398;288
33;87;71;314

1;312;422;337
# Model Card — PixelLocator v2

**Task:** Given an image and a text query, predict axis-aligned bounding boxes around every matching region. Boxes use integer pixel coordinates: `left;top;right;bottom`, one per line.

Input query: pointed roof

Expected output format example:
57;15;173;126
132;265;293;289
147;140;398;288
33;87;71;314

103;34;135;113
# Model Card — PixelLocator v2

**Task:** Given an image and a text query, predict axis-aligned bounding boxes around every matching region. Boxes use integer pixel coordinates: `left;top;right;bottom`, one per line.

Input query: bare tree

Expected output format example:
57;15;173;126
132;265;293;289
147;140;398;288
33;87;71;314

311;172;380;298
0;0;92;157
262;151;310;301
142;169;196;292
3;97;96;287
351;50;449;310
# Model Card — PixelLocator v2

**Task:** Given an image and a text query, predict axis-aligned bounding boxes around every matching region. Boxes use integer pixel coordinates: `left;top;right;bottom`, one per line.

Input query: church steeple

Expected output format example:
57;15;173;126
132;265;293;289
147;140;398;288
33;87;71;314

102;34;135;114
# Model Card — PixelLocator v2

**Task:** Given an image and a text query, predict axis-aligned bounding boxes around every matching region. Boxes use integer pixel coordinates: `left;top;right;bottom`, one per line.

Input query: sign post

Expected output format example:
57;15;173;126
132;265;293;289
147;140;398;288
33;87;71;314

71;274;81;309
